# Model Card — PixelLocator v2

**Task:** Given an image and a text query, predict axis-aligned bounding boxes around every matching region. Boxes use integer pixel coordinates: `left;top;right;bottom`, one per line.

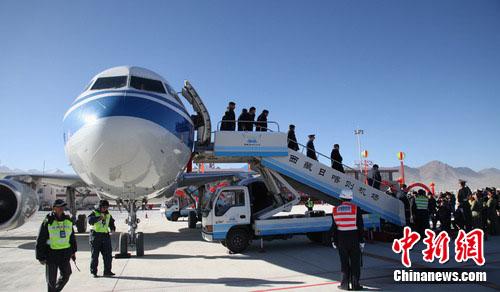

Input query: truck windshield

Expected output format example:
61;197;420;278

201;190;216;212
165;197;177;208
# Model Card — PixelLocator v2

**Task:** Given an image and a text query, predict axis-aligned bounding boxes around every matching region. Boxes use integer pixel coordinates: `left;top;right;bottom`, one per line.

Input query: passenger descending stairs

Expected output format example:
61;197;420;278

208;131;406;226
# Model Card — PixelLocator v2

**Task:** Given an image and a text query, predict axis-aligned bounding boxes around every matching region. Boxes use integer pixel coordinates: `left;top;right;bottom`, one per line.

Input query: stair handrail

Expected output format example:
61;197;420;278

289;139;390;192
216;120;280;132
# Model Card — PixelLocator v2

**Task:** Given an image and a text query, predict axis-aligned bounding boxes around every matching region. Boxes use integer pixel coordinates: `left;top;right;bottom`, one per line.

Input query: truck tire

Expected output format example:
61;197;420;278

188;211;197;229
221;240;227;247
76;214;87;233
136;232;144;257
226;229;250;254
306;232;322;243
119;232;128;255
320;230;333;246
171;212;180;222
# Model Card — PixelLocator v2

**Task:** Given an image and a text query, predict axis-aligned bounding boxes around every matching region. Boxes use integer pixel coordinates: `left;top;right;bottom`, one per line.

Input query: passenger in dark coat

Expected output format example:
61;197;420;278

397;187;411;226
248;107;256;131
220;101;236;131
306;134;317;160
428;192;438;229
368;164;382;190
330;144;344;173
486;190;498;235
470;192;483;230
287;124;299;151
237;108;251;131
255;110;269;132
437;198;452;233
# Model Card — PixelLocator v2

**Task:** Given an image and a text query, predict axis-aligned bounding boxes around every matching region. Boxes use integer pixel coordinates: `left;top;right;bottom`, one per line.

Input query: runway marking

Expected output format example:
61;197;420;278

251;281;340;292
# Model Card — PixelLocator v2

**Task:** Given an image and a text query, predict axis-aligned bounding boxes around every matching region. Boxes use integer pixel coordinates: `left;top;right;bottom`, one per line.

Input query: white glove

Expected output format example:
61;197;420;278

332;243;337;249
360;243;365;252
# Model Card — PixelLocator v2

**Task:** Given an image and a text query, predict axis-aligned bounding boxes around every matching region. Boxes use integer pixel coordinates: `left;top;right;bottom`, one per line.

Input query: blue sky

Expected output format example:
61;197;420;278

0;0;499;173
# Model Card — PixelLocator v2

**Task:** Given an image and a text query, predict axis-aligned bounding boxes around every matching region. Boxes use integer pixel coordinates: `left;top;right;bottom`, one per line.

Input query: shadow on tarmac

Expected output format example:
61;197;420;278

0;236;37;241
16;228;202;252
113;276;303;287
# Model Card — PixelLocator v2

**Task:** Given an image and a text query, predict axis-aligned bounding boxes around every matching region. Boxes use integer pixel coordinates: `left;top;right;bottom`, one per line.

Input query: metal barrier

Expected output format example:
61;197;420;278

216;120;281;132
290;139;389;190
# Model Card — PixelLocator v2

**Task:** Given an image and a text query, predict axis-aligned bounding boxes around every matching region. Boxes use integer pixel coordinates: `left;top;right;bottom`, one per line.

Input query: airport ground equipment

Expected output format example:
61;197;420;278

194;131;406;226
201;174;384;253
162;195;197;225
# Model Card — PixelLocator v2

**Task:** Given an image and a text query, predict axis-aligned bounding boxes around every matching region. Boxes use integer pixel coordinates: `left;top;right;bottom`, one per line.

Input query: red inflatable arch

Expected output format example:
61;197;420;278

405;182;433;195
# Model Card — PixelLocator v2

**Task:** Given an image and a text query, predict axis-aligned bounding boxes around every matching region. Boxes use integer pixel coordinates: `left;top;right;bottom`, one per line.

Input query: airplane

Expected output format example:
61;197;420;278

0;66;249;256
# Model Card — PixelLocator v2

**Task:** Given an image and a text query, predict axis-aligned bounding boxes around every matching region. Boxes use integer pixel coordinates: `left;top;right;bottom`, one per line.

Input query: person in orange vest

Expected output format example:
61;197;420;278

332;191;364;290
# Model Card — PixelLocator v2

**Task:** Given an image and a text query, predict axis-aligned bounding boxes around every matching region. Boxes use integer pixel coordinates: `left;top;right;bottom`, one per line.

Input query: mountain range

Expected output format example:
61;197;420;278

401;160;500;192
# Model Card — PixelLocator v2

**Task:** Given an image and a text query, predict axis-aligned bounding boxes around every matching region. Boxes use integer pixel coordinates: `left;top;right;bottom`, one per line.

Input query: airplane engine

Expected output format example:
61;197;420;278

0;179;39;231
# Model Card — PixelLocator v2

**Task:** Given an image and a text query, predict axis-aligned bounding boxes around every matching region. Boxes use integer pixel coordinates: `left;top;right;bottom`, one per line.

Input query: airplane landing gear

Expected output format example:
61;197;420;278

115;200;145;258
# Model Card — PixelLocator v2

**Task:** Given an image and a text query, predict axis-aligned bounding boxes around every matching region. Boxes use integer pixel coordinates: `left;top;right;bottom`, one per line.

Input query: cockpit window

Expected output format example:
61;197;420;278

130;76;166;93
83;80;94;91
165;83;183;105
91;76;128;90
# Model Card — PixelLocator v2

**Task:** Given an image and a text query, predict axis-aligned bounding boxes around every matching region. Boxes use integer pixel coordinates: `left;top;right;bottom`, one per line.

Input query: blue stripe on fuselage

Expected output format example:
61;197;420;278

63;95;194;149
73;89;189;116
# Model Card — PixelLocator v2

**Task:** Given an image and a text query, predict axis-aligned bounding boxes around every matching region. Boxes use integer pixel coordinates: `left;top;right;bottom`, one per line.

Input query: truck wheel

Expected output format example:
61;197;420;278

136;232;144;257
306;232;322;243
171;212;180;222
76;214;87;233
119;232;128;255
226;229;250;254
320;230;333;246
188;211;197;229
221;240;227;247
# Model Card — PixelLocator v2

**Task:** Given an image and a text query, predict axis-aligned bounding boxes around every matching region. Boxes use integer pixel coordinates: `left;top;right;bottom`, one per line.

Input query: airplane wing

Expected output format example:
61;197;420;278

3;173;87;188
176;171;256;188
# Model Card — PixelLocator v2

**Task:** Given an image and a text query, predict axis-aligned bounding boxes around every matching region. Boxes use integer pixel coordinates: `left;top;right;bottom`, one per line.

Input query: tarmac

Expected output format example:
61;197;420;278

0;206;498;292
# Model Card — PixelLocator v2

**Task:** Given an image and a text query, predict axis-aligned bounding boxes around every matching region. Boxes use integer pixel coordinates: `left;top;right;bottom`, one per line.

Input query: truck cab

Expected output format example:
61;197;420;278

163;195;194;222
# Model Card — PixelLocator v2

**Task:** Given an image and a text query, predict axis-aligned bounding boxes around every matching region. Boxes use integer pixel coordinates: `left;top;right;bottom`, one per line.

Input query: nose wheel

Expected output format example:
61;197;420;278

115;200;145;258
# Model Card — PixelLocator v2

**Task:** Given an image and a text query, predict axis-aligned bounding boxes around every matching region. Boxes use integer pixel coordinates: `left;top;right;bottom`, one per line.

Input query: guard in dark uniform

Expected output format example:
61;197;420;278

306;134;318;160
457;179;472;231
287;124;299;151
36;199;77;292
332;192;364;290
88;200;116;277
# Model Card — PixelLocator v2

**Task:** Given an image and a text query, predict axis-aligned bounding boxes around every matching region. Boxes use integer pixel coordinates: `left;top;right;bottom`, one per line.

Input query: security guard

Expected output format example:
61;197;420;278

36;199;77;292
413;189;429;236
305;198;314;211
332;191;364;290
88;200;116;277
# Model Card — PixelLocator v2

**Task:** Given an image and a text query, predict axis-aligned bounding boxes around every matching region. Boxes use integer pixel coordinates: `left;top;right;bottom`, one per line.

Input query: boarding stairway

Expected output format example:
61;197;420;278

181;82;406;227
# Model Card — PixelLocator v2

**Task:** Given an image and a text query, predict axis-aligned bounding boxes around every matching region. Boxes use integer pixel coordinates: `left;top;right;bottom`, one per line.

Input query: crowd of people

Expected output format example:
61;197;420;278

394;180;500;238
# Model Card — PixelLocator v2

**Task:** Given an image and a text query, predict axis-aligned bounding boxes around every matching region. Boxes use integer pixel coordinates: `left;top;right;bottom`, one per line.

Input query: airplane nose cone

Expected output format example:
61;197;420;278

63;98;193;200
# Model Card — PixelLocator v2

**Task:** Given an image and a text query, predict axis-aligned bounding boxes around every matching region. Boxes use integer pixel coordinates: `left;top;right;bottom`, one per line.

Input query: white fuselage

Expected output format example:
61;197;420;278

62;68;194;201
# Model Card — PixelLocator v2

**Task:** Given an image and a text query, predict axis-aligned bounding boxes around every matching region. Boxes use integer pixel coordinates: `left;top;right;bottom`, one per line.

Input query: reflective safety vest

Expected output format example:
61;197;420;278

332;202;358;231
90;211;111;233
415;196;429;210
306;199;314;208
47;218;73;250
